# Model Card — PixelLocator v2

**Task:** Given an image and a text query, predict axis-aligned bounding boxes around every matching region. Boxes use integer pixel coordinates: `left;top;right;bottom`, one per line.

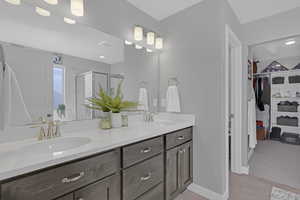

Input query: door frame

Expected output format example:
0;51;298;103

224;24;244;198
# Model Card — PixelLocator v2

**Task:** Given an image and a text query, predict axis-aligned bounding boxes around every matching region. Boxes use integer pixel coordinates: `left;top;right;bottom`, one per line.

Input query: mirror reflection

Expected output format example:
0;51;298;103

0;0;160;128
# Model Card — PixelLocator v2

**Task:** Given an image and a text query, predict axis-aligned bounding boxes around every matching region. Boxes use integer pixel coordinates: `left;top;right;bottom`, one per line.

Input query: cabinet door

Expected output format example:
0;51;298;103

166;146;181;200
179;141;193;189
74;174;120;200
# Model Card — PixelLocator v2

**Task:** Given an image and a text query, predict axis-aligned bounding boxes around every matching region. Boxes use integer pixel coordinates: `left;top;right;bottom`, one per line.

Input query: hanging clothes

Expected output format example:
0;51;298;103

248;83;257;149
261;77;270;105
256;78;265;111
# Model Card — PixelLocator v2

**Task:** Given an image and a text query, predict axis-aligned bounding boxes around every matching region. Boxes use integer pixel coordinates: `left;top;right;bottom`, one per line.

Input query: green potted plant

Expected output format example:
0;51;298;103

86;81;137;128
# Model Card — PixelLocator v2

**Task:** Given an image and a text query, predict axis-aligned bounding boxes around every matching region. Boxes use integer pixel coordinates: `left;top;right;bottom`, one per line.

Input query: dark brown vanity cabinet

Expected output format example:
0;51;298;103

74;174;121;200
166;128;193;200
0;127;193;200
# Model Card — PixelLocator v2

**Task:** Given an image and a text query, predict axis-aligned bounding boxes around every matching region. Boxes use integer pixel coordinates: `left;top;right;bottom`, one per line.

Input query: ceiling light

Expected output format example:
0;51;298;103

64;17;76;24
134;26;143;41
43;0;57;5
135;44;143;49
155;37;163;49
124;40;133;45
285;40;296;46
146;49;153;53
71;0;84;17
35;7;51;16
99;55;105;59
147;32;155;45
5;0;20;5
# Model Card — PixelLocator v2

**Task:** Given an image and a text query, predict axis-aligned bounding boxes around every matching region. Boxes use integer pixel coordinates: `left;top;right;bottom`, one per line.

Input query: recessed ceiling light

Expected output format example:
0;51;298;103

43;0;57;5
64;17;76;24
124;40;133;45
99;55;105;59
5;0;21;5
35;7;51;16
285;40;296;46
135;44;143;49
146;48;153;53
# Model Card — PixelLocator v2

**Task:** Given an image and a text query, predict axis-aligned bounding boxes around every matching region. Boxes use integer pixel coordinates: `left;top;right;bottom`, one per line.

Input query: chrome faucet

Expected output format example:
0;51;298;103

143;111;154;122
31;116;62;140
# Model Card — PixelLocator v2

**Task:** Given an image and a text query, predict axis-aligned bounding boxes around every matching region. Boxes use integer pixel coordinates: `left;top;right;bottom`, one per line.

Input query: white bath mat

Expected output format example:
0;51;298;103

271;187;300;200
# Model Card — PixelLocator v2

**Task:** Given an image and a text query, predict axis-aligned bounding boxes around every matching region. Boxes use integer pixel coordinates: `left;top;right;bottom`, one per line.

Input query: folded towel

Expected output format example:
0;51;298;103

138;87;149;111
166;85;181;113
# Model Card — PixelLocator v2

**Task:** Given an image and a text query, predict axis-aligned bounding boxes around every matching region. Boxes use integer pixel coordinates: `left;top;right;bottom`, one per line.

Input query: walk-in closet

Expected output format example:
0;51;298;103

247;35;300;189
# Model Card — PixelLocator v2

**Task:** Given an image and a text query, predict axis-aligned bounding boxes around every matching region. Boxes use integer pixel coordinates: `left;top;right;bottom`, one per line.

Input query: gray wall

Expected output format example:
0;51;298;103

111;46;159;111
159;0;244;195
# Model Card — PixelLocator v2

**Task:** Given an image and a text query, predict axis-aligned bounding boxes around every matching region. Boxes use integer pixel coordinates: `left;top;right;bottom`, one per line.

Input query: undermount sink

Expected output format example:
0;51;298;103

16;137;91;157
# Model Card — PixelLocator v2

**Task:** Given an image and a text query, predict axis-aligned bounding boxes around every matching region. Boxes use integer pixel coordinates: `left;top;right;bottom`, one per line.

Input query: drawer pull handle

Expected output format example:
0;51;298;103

62;172;85;183
140;147;152;153
140;173;152;181
177;136;185;140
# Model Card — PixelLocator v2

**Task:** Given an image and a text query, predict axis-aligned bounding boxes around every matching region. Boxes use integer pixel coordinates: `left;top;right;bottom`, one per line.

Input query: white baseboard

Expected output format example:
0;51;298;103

241;165;249;175
188;183;228;200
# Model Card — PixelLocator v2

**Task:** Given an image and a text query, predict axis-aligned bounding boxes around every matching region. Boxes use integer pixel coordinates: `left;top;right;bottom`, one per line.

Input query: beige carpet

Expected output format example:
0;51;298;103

176;173;300;200
249;140;300;189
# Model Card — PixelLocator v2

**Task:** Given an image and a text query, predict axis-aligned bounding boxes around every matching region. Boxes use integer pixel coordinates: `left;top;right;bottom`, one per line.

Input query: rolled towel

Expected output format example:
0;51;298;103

166;85;181;113
138;87;149;111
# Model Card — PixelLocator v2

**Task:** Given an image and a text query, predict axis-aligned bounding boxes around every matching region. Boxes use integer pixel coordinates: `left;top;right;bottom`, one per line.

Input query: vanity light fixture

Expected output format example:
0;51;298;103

64;17;76;24
146;48;153;53
5;0;21;5
134;26;143;41
43;0;57;5
71;0;84;17
147;32;155;45
285;40;296;46
135;44;143;49
124;40;133;45
35;7;51;16
155;37;163;49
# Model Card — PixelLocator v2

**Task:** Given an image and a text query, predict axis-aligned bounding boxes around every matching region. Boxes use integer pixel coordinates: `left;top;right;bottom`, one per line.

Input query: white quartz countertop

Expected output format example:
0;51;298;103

0;113;195;181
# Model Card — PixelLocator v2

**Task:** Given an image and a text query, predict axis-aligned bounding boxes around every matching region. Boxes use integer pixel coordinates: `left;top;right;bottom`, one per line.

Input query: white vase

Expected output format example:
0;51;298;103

111;112;122;128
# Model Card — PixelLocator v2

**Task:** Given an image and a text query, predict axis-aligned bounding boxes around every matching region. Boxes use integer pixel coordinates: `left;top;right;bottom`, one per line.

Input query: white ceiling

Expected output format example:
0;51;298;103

0;0;124;64
252;36;300;61
227;0;300;24
126;0;204;21
127;0;300;24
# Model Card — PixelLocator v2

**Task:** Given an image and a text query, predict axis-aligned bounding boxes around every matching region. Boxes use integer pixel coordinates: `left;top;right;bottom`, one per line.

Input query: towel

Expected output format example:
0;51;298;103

248;86;257;149
138;87;149;111
0;63;32;129
166;85;181;113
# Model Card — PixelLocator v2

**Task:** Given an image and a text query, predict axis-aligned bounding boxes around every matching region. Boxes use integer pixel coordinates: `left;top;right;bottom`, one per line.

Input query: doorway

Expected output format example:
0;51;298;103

224;24;243;198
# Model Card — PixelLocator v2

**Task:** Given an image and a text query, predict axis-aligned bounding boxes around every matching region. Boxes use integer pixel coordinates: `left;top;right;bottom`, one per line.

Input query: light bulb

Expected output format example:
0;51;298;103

155;37;163;49
146;49;153;53
71;0;84;17
125;40;133;45
147;32;155;45
134;26;143;41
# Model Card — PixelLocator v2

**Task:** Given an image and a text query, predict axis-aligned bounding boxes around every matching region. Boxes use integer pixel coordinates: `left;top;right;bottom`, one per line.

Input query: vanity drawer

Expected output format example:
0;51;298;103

123;136;163;168
166;127;192;150
135;183;164;200
1;149;120;200
123;154;164;200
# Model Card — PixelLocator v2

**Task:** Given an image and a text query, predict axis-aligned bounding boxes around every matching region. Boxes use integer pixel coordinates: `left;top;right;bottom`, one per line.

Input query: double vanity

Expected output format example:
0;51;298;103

0;114;194;200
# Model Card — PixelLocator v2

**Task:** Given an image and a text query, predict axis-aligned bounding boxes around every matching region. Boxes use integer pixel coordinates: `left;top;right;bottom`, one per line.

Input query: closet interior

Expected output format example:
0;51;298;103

247;35;300;188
